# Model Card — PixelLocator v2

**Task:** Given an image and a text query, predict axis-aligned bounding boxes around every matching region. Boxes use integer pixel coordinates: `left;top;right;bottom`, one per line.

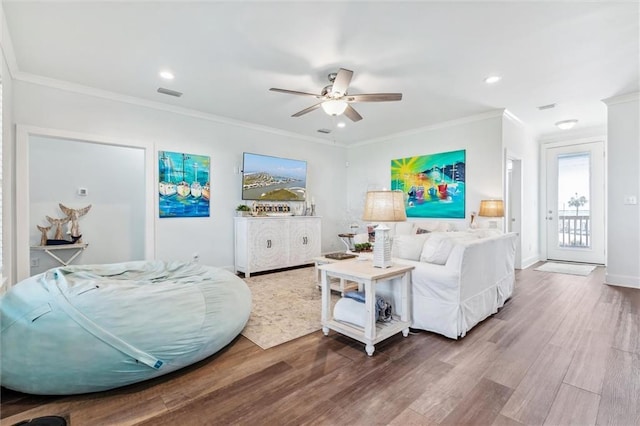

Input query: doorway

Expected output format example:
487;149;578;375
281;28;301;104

505;154;522;269
15;126;155;283
544;141;605;264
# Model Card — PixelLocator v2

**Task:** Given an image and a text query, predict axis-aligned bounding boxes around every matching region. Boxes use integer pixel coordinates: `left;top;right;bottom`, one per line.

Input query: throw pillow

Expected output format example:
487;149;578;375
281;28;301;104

394;222;415;236
391;234;431;261
416;227;430;234
419;233;455;265
419;232;479;264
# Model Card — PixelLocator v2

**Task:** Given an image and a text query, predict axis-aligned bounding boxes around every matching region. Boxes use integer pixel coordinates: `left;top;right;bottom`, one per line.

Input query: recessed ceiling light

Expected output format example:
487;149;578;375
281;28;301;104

555;119;578;130
484;75;502;84
159;70;175;80
337;122;346;128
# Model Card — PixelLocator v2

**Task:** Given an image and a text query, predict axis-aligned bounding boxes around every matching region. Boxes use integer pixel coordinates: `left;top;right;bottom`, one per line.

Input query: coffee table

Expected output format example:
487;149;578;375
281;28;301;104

318;259;414;356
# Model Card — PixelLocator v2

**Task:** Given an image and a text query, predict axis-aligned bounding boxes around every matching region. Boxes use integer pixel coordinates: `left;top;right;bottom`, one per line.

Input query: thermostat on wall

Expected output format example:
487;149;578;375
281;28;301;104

77;187;88;196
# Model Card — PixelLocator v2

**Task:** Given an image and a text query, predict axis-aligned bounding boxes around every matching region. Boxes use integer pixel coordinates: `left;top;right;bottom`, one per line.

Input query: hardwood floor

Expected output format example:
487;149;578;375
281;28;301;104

2;265;639;425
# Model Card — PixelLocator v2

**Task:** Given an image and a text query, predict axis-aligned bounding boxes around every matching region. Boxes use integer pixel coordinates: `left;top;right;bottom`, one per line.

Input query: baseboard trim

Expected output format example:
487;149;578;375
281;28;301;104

520;254;541;270
605;272;640;289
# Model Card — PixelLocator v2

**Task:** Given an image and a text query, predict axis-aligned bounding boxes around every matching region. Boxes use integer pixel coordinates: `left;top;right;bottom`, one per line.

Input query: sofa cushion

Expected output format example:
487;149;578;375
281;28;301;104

420;232;478;264
469;228;503;238
394;222;416;236
391;234;431;261
414;221;455;233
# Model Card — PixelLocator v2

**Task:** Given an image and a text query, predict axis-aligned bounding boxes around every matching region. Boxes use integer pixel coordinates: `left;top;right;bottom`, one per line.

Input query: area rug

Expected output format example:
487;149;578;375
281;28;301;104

240;266;339;350
534;262;596;276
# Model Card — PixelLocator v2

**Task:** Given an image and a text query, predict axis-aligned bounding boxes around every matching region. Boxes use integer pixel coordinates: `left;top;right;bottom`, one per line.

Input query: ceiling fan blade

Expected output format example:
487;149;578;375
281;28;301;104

343;105;363;122
292;103;322;117
331;68;354;96
346;93;403;102
270;88;322;98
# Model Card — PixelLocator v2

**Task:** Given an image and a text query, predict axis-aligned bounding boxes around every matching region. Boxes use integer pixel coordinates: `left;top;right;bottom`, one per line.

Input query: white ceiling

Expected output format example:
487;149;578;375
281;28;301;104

3;1;639;145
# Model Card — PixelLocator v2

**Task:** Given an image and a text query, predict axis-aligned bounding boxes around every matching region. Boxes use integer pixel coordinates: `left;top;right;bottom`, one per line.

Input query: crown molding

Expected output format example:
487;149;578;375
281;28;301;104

13;71;343;147
503;109;530;128
350;108;506;148
602;92;640;106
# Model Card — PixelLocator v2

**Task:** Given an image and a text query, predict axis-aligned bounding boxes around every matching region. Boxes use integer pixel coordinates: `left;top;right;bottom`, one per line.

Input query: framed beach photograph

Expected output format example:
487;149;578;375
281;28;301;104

391;149;466;218
158;151;210;218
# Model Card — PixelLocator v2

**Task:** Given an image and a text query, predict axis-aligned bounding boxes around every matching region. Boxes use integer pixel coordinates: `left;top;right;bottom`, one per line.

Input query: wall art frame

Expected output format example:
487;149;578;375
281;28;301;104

391;149;466;219
158;151;210;218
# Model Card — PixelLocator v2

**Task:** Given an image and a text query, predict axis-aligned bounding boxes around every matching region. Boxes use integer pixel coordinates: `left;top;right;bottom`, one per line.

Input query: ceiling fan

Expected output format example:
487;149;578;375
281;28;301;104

269;68;402;122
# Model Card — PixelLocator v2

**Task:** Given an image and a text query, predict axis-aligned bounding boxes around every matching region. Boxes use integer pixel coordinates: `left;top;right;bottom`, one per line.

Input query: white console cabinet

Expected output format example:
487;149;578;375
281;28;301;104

234;216;321;277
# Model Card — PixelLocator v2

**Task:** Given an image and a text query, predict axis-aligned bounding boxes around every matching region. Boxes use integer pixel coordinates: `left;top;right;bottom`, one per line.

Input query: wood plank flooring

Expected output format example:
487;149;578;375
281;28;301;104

2;264;640;425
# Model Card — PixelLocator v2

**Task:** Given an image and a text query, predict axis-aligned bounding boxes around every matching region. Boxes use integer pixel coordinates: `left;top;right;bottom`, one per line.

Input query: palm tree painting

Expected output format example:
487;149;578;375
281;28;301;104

391;149;466;218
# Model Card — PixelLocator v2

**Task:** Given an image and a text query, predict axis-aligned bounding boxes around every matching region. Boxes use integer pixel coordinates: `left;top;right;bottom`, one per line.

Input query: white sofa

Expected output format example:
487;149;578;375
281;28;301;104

368;221;517;339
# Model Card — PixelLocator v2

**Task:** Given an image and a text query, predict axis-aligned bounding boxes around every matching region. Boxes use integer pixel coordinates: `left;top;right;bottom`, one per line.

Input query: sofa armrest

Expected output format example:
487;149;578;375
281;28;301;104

453;233;517;301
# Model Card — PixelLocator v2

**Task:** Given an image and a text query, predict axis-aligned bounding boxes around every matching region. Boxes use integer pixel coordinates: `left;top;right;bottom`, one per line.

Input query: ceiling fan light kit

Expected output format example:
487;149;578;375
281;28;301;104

270;68;402;122
321;99;348;116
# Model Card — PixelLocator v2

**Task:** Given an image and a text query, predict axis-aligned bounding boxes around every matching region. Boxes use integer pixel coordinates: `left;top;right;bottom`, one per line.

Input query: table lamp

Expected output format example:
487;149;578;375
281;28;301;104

478;199;504;229
362;190;407;268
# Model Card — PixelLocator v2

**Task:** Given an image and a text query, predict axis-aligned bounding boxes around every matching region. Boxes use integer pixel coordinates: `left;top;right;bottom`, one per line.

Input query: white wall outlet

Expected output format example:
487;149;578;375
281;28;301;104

30;258;39;267
624;195;637;205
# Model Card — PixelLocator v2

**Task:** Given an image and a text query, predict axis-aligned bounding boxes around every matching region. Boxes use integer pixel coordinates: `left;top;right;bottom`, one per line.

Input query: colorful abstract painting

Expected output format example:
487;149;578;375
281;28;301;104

391;149;466;218
158;151;210;218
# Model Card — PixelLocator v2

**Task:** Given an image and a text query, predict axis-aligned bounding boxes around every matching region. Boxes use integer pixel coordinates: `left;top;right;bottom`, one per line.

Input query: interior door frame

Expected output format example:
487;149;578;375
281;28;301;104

505;150;522;269
15;125;156;283
540;136;607;264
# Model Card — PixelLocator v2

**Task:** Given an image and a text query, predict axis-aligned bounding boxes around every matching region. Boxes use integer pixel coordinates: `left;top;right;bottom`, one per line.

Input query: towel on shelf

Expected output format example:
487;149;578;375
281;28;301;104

344;291;393;322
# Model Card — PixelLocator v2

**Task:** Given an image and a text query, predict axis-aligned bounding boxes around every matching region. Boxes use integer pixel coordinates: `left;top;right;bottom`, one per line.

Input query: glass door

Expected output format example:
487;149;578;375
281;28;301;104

545;142;605;264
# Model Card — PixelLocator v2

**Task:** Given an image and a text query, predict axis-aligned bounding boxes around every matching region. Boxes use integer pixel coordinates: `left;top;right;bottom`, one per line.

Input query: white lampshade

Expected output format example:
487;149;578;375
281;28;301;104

478;199;504;217
362;190;406;268
362;190;407;222
478;199;504;230
321;100;348;116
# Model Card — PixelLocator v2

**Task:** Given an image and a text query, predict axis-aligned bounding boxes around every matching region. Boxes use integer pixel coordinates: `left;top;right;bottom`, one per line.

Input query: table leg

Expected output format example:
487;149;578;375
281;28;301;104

320;269;331;337
364;280;376;343
401;270;411;338
365;344;375;356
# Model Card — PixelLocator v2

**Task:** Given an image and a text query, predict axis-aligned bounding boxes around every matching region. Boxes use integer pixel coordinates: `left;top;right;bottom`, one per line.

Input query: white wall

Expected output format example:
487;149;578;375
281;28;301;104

1;43;14;286
346;112;504;230
29;135;146;274
502;112;539;268
604;92;640;288
10;80;348;279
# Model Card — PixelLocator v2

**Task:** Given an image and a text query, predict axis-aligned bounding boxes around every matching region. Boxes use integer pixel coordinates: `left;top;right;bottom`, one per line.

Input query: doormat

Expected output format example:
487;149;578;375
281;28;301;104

534;262;596;276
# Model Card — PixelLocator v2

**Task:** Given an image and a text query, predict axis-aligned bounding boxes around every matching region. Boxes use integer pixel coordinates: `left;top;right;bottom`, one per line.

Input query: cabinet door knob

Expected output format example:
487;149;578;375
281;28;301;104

267;239;271;248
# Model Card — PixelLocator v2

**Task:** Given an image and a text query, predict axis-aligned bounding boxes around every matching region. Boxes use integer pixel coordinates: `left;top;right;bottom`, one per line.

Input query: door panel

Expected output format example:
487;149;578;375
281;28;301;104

545;142;605;263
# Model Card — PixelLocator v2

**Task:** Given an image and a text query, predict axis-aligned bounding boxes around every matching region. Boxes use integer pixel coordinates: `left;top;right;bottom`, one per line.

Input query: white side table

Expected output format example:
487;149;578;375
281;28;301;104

313;255;359;296
318;260;414;356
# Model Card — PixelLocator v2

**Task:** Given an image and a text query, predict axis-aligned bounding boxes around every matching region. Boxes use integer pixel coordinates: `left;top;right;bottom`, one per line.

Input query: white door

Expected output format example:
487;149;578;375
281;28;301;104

545;142;605;263
506;157;522;268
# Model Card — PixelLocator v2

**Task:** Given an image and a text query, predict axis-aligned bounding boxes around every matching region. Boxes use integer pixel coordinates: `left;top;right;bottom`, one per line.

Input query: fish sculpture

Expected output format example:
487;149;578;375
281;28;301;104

59;203;92;244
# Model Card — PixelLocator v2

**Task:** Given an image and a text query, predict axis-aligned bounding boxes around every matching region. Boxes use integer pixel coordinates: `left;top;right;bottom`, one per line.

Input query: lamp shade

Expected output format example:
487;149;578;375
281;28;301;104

362;191;407;222
321;100;348;116
478;199;504;217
